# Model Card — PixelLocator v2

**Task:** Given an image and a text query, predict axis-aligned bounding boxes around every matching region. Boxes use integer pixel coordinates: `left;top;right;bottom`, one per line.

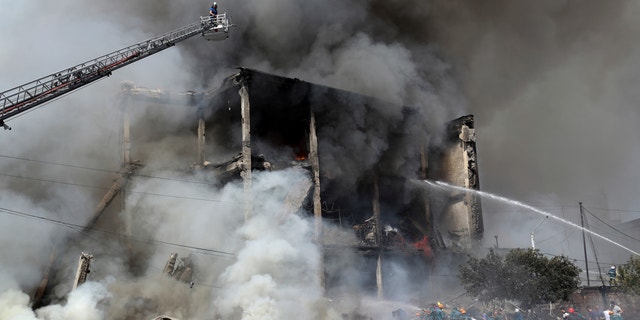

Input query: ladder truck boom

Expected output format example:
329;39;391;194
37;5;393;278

0;14;233;130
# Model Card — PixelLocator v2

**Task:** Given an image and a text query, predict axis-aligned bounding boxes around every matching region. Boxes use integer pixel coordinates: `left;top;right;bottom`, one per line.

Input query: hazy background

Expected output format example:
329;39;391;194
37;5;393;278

422;1;640;263
1;0;640;318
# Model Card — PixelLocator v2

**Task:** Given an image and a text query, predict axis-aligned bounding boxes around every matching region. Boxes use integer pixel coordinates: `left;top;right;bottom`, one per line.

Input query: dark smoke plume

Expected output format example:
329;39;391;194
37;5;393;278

2;0;638;318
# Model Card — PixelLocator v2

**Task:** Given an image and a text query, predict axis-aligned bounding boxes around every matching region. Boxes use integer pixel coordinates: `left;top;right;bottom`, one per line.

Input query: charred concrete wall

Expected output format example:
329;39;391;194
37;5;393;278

119;67;484;300
123;67;484;253
211;69;481;244
428;115;483;252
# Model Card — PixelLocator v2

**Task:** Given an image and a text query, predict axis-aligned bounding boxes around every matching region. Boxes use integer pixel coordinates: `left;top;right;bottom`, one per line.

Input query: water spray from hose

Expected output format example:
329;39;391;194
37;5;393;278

424;180;640;257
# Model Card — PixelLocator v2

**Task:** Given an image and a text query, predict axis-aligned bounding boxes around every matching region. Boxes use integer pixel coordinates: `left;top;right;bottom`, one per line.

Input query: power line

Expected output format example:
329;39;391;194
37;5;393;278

0;206;236;258
0;153;218;187
0;171;111;190
588;206;640;214
583;206;640;243
539;250;624;267
0;171;232;203
0;154;115;174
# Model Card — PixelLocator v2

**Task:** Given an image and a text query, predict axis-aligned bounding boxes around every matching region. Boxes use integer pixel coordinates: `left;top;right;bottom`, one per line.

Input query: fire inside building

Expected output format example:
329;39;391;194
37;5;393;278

29;67;483;315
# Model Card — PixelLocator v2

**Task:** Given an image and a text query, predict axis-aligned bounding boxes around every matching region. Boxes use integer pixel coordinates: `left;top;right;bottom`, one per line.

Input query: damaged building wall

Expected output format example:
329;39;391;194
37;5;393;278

89;67;483;302
209;69;483;249
429;115;483;252
197;68;484;298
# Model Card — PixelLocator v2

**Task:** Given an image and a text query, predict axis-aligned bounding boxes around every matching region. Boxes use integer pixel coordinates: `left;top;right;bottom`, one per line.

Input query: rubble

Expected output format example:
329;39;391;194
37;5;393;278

72;252;93;290
162;252;194;285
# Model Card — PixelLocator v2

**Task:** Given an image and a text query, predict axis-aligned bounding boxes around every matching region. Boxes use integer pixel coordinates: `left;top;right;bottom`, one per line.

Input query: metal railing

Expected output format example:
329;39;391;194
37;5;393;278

200;13;230;31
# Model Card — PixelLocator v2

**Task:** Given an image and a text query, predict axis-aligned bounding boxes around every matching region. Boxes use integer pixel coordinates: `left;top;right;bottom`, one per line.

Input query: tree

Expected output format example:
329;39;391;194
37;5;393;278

618;255;640;295
458;248;581;308
457;249;506;302
543;255;582;302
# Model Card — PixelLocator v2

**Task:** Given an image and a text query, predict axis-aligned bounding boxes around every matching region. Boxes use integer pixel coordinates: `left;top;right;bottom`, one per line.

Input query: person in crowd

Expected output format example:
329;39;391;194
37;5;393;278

493;309;507;320
593;306;601;320
450;306;463;320
432;302;446;320
603;306;612;320
586;306;598;320
514;308;524;320
609;301;623;320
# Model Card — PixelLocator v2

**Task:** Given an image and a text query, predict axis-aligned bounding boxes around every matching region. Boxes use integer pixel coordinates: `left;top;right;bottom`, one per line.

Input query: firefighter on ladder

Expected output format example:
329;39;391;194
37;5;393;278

209;2;218;25
608;265;617;286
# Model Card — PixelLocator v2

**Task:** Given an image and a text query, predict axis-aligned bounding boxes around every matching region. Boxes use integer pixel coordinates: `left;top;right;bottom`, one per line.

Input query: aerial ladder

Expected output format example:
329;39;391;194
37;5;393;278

0;14;234;130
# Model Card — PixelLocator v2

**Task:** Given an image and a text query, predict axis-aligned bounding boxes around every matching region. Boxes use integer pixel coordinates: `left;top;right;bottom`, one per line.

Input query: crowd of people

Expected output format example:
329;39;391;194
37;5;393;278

393;264;625;320
409;302;521;320
399;301;624;320
559;301;623;320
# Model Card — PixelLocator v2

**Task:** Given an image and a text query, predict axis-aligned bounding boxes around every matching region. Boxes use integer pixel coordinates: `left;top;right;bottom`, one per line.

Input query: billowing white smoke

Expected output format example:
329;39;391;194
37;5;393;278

0;289;36;320
120;167;332;319
0;167;334;319
211;168;326;319
215;210;323;319
216;212;323;320
35;282;109;320
0;277;108;320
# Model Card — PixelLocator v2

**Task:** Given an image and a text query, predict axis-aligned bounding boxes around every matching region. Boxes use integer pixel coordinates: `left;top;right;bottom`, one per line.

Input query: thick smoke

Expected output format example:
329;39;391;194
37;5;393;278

0;281;109;320
4;0;637;318
420;0;640;260
425;1;640;203
121;168;330;319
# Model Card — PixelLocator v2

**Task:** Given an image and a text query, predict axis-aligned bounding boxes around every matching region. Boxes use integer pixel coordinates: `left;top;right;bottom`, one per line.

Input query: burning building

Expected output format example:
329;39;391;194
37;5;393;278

119;68;483;299
25;67;483;317
6;1;640;318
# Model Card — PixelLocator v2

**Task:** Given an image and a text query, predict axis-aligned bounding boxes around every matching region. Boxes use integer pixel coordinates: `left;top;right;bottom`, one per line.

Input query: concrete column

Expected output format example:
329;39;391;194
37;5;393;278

373;174;384;299
121;102;132;253
119;95;134;264
309;113;324;288
239;84;252;221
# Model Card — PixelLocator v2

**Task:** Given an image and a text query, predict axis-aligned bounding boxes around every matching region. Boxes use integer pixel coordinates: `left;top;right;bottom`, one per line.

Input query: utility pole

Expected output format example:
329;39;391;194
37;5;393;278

580;202;590;286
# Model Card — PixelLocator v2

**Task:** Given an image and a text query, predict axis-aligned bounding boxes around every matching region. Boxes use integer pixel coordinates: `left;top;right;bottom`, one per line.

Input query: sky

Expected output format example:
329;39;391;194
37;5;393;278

1;0;640;318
